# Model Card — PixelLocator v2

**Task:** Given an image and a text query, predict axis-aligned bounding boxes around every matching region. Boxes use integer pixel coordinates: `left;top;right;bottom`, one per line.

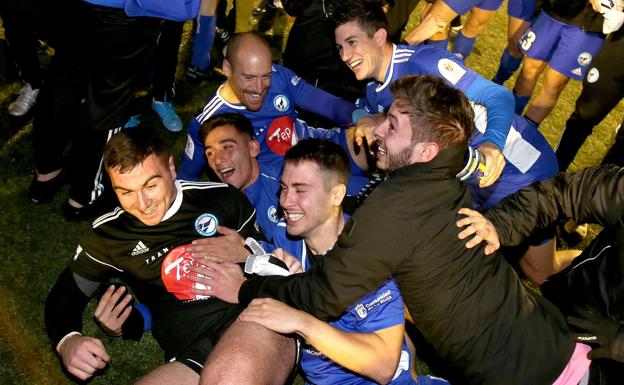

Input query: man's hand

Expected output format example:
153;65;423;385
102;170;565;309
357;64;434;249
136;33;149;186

477;143;506;187
58;334;110;381
354;116;377;150
188;260;245;303
456;208;500;255
568;307;624;363
94;285;133;337
273;248;303;274
404;13;447;45
239;298;307;335
187;226;248;263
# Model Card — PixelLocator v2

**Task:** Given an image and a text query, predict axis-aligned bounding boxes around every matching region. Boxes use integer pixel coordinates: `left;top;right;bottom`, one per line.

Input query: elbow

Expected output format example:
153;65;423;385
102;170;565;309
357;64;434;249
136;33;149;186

368;357;400;385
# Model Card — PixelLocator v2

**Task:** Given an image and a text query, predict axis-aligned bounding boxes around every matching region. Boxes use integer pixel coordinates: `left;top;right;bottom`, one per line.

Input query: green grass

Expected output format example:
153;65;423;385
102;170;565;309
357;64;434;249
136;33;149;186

0;2;622;384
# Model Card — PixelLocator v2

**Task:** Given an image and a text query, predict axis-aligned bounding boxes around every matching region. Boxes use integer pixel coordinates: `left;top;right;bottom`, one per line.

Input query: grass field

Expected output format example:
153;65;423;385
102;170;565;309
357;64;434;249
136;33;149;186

0;2;622;384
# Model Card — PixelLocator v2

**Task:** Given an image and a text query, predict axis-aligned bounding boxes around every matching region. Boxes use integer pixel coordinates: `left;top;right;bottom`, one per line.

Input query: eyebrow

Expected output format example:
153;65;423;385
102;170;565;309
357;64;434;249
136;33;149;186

114;175;161;193
206;138;237;149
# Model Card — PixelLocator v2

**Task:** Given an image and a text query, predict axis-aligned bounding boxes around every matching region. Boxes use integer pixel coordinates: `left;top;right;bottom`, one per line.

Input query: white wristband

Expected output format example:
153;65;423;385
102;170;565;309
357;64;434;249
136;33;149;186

56;331;82;354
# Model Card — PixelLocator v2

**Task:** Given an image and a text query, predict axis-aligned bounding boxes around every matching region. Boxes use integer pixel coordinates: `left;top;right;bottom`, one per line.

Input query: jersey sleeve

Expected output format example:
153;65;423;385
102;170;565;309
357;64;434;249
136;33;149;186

486;165;624;246
281;65;356;126
351;280;405;333
69;228;121;282
222;185;266;240
178;117;207;181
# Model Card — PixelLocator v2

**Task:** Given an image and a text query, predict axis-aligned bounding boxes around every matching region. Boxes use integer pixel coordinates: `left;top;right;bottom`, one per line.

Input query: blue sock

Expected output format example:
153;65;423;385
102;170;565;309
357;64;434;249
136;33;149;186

513;92;530;115
191;15;216;70
492;48;523;85
451;32;476;60
425;38;449;51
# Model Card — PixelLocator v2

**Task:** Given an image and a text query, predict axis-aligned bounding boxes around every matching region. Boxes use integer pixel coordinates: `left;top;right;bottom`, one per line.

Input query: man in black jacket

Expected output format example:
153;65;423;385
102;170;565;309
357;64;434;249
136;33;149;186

197;75;592;385
457;165;624;380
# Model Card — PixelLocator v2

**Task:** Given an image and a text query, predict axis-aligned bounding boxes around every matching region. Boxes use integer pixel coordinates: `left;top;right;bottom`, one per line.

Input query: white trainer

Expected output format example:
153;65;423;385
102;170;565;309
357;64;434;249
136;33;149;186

8;83;40;117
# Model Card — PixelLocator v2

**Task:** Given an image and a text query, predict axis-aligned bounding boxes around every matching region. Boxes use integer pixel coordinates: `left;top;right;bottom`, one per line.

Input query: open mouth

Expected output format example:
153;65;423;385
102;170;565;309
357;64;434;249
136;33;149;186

286;212;303;222
219;167;235;179
143;205;158;216
377;146;387;156
348;59;363;71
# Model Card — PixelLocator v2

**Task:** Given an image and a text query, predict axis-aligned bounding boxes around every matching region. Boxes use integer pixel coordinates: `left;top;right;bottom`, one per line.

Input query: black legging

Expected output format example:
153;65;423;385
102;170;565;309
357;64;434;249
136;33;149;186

556;28;624;170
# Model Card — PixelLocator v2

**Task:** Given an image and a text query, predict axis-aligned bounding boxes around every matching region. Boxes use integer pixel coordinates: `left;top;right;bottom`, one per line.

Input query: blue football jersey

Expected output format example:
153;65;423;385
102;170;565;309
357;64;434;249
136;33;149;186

355;44;512;150
243;162;282;241
270;215;416;385
179;64;356;181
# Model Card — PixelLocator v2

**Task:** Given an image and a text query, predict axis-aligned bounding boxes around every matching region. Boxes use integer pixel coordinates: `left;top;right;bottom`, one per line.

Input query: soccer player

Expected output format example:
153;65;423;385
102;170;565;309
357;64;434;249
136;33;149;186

511;0;605;123
44;128;295;384
179;32;369;196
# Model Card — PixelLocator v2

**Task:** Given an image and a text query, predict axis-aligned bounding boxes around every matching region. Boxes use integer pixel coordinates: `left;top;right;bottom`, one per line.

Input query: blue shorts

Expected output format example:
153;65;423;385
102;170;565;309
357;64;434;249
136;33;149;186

507;0;536;21
519;11;604;80
471;115;558;209
444;0;503;15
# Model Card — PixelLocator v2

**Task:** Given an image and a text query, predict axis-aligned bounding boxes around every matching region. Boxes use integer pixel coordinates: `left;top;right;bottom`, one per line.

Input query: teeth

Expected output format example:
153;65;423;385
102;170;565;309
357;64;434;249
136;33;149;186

287;213;303;221
220;167;234;174
349;59;362;69
378;147;387;155
144;206;157;215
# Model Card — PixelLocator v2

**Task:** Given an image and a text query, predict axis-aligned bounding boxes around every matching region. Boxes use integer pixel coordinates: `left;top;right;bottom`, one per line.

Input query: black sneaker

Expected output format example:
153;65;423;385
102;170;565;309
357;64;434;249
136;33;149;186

62;198;114;222
28;170;66;204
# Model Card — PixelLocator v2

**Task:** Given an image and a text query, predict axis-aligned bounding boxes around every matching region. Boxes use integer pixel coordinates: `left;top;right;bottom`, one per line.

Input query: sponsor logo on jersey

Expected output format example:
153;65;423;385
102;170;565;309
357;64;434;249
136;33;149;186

144;247;170;265
267;206;279;223
266;116;297;155
161;245;211;301
377;105;384;113
195;213;218;236
131;241;150;256
571;67;583;77
290;75;301;86
437;58;466;85
577;52;592;66
587;67;600;83
355;303;367;319
273;95;290;112
185;135;195;160
364;289;393;312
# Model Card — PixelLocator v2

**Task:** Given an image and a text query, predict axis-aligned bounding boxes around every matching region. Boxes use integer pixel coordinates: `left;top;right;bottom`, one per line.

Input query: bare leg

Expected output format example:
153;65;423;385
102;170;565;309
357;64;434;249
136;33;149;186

423;0;457;41
200;320;296;385
524;66;570;124
514;56;548;97
507;16;531;57
136;362;199;385
462;8;496;38
519;239;580;285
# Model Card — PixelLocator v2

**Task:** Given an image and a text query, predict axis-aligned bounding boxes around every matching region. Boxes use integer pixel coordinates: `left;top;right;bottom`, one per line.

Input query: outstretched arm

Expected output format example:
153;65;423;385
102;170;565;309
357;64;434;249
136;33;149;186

240;298;405;384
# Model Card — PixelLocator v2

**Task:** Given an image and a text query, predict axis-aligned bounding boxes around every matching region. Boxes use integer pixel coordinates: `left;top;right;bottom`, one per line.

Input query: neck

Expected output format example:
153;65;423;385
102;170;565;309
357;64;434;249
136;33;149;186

220;83;240;104
305;209;344;255
377;43;394;82
242;162;260;190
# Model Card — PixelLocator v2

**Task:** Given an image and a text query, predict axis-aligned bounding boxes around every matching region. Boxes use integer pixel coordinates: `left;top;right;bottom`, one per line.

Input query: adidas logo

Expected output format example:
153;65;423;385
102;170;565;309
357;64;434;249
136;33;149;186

131;241;150;256
571;67;583;76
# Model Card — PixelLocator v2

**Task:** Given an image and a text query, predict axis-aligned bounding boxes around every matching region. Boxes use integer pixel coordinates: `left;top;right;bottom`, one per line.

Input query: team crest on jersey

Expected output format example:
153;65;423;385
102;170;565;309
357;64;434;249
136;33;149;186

195;213;218;236
266;116;298;155
355;303;367;319
577;52;592;66
437;58;466;85
184;135;195;160
267;206;279;222
587;67;600;83
273;95;290;112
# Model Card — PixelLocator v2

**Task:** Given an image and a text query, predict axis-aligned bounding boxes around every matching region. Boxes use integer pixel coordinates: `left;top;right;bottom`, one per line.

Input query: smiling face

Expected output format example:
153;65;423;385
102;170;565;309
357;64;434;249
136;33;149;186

373;103;419;171
108;154;177;226
279;161;340;240
335;20;388;82
223;44;273;111
203;124;260;190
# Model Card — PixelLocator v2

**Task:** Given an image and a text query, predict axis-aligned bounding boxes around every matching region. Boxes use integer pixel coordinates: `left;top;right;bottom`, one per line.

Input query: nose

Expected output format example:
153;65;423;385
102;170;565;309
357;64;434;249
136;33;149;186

214;149;226;165
373;118;389;140
339;46;351;63
280;188;295;209
137;190;151;211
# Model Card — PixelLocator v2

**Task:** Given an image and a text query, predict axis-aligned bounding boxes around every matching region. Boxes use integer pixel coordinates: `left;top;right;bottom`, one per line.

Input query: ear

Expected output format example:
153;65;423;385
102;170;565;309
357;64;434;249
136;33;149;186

420;142;440;162
330;183;347;207
222;58;232;77
374;28;388;46
168;155;177;180
249;139;260;158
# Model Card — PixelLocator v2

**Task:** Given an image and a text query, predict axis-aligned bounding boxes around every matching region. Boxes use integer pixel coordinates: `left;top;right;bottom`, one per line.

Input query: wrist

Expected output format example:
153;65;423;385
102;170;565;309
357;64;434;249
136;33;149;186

56;331;82;355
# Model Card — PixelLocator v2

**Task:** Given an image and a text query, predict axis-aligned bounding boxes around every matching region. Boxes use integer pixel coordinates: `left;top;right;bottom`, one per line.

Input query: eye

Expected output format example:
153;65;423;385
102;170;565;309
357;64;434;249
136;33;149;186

347;39;356;46
145;184;157;190
205;150;215;158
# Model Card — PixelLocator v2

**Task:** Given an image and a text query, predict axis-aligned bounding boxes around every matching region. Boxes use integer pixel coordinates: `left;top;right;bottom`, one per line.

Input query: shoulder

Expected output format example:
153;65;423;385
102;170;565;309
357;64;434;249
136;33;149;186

196;89;228;124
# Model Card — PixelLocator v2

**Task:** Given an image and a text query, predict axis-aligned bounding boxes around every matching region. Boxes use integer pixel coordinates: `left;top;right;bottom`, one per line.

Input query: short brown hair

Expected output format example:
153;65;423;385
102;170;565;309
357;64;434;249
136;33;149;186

200;113;254;143
390;75;474;149
103;128;168;174
284;138;350;188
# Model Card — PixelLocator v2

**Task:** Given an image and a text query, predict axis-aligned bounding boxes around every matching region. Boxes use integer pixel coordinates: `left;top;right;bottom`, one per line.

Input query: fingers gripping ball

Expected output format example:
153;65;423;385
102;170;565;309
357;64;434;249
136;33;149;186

161;245;212;301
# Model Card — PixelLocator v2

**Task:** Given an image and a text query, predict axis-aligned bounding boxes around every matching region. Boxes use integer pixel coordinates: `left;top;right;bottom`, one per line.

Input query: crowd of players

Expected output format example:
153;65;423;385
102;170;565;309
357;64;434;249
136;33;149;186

2;0;624;384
